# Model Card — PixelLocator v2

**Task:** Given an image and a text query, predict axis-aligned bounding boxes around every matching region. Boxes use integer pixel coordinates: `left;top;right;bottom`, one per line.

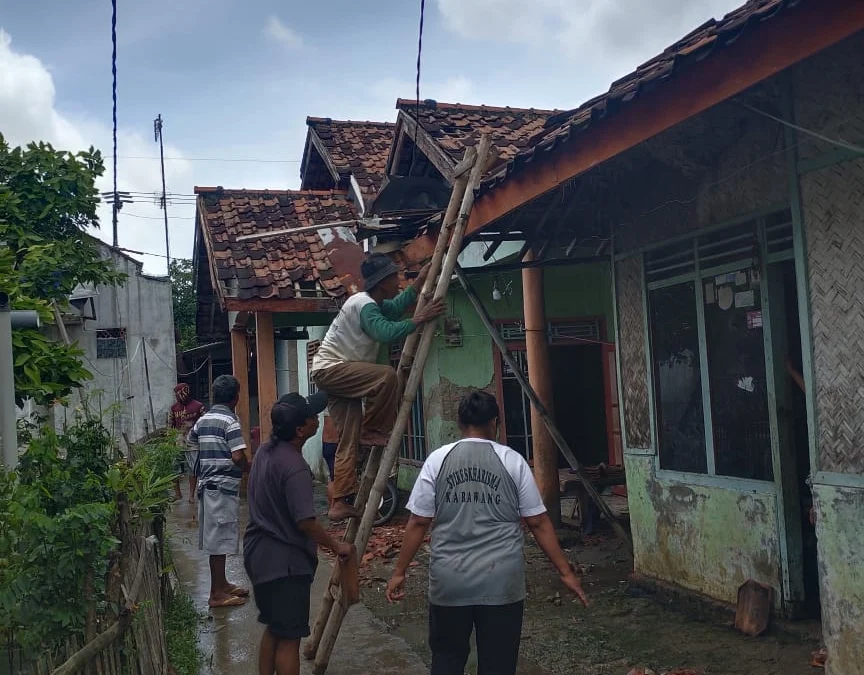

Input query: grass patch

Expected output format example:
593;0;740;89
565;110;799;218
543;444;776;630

164;590;203;675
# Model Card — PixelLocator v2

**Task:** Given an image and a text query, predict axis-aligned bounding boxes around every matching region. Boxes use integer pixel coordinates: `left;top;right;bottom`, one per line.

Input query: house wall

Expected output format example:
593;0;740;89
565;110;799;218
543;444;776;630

295;325;329;481
52;248;176;443
793;34;864;675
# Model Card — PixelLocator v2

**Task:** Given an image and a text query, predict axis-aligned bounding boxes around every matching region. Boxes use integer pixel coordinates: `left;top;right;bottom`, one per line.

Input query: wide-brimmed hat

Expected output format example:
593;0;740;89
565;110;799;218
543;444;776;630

361;253;400;290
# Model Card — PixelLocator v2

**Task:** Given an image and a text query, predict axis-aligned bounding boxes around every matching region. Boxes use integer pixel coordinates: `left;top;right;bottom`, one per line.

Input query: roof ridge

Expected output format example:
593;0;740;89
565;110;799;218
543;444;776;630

395;98;561;115
194;187;352;197
306;116;396;128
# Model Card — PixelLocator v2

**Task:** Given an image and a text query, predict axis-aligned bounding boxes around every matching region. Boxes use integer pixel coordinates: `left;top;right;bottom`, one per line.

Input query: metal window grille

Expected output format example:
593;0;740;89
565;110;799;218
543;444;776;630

307;341;321;394
96;328;127;359
389;343;427;461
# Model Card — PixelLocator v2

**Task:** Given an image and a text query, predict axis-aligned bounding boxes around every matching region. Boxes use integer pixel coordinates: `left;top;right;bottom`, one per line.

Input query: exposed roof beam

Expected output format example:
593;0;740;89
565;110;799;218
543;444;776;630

397;112;456;183
235;219;364;242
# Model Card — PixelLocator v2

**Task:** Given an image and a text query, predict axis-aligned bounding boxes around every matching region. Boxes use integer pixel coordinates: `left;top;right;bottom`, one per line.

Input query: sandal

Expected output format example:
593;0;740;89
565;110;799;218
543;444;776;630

208;595;247;608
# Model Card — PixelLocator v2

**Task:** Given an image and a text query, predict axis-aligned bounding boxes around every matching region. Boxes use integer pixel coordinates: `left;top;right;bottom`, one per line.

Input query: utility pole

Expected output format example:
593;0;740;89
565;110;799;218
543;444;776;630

0;293;40;468
101;191;133;244
154;114;171;265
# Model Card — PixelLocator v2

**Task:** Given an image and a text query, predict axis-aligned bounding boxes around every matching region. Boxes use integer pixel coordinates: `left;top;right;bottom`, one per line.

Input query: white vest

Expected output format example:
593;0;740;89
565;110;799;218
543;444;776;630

311;293;378;372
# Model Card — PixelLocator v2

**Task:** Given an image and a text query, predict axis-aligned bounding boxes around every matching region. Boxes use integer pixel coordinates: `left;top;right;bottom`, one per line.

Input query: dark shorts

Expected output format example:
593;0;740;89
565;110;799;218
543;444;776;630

322;442;337;482
253;576;314;640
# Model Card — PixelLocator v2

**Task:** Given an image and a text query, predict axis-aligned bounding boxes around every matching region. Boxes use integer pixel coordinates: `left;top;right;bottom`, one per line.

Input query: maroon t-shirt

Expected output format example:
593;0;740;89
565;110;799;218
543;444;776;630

170;399;205;435
243;440;319;585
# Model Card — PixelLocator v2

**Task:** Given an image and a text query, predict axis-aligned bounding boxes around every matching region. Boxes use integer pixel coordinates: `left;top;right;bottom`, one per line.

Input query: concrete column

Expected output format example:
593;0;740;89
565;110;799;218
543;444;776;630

256;312;278;443
522;251;561;525
230;328;251;451
275;339;299;396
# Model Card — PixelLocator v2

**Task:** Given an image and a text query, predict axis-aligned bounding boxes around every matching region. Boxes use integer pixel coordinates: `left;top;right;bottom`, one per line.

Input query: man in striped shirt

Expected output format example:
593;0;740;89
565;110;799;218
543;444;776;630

188;374;251;608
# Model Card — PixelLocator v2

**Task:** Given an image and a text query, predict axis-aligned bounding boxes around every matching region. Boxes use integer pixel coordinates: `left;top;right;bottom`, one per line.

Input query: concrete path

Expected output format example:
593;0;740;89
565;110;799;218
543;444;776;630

168;498;427;675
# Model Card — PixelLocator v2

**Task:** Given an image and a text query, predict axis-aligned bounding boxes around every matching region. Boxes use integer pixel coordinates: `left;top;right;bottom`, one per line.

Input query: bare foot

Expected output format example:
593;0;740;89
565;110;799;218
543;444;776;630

227;584;250;597
328;501;360;522
208;593;246;608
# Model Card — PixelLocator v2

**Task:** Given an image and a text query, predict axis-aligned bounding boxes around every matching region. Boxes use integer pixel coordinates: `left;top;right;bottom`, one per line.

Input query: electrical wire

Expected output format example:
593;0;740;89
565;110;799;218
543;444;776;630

119;155;303;164
408;0;425;175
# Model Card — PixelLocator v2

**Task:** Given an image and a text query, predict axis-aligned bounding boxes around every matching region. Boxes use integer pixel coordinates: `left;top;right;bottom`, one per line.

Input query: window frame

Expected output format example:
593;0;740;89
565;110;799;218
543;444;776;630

96;328;128;360
640;210;794;489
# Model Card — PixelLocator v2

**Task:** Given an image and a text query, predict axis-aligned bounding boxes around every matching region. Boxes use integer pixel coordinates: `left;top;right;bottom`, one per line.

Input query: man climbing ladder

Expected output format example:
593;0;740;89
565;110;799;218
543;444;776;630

311;253;445;521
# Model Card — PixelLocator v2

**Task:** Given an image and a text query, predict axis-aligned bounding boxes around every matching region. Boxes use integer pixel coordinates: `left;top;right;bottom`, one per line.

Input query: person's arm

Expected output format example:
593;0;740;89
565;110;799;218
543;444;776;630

386;457;438;602
512;452;589;606
359;302;417;343
297;518;353;558
386;514;433;602
524;513;588;606
225;419;250;471
186;422;199;451
380;286;417;319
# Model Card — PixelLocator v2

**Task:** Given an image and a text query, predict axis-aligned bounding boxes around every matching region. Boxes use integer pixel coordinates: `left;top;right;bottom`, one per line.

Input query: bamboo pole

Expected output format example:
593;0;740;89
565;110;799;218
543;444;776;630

311;136;493;674
304;145;481;659
454;266;634;554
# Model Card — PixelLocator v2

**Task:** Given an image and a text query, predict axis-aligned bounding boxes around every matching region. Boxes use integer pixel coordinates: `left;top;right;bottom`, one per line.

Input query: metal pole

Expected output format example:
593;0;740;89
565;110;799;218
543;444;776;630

0;298;16;468
154;114;171;265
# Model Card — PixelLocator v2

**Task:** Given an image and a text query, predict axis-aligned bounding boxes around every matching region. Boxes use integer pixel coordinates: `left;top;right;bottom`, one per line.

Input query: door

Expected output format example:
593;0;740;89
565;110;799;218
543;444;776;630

602;343;624;466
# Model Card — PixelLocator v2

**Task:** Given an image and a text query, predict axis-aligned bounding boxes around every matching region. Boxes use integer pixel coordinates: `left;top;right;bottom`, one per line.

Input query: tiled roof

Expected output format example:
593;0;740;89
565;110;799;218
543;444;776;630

483;0;800;190
304;118;395;201
396;100;559;165
196;188;362;304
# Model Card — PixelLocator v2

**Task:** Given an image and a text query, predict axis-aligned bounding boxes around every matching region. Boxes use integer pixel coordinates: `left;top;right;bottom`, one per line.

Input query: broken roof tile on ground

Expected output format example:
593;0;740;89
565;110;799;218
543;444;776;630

396;99;559;166
196;187;362;304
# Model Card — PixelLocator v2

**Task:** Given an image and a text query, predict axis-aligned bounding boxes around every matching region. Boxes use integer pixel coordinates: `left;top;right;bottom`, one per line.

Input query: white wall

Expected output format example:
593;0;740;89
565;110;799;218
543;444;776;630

51;246;177;443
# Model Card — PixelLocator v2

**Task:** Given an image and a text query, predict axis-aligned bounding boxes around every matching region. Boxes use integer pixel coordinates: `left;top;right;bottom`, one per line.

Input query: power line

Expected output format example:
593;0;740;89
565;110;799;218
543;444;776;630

118;155;303;164
408;0;425;175
122;212;195;220
111;0;118;247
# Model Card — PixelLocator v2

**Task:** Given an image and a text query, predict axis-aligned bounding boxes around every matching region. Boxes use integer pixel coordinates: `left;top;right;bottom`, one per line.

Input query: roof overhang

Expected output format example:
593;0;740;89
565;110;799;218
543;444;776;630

464;0;864;237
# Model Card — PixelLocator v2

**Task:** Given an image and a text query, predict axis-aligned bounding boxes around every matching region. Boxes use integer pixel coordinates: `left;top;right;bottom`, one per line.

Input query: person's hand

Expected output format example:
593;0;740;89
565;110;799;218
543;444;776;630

335;542;355;560
413;298;446;325
561;568;589;607
413;263;433;290
385;572;406;603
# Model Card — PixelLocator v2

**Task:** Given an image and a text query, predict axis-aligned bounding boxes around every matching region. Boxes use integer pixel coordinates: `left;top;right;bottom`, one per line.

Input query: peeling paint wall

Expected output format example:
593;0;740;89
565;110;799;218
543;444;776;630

812;484;864;675
625;453;782;603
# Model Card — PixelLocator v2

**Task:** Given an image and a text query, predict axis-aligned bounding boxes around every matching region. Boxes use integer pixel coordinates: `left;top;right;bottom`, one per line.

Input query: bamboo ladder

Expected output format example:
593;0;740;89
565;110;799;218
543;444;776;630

304;135;495;674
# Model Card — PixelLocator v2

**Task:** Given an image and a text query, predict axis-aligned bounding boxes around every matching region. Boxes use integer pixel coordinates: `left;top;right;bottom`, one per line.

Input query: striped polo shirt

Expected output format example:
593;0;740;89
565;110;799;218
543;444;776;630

187;404;246;491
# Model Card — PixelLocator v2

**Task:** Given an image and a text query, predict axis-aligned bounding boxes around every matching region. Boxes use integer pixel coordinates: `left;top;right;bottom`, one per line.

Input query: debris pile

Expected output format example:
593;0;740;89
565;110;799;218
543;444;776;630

323;521;427;586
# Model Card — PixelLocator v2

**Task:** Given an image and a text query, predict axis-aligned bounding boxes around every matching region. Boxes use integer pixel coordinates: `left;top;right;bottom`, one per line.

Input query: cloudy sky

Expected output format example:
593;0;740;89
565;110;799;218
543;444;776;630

1;0;742;275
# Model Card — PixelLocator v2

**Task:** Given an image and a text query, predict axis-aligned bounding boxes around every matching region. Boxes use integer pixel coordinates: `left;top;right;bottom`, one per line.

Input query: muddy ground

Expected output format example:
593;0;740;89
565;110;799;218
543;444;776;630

334;514;820;675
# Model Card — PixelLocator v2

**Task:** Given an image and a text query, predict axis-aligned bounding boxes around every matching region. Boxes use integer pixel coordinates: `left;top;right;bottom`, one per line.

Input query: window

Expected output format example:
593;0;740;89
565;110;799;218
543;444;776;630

645;213;790;481
96;328;127;359
501;350;533;461
389;343;427;461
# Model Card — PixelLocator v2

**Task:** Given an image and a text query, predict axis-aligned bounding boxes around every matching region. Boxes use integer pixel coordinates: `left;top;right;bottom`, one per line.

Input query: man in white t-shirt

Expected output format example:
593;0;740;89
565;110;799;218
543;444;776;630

311;253;444;520
386;390;589;675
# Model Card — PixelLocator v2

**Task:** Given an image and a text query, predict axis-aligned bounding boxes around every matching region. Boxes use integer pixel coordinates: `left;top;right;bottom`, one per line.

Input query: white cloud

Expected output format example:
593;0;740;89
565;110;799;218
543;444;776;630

371;75;475;107
264;16;304;50
0;29;193;276
435;0;744;78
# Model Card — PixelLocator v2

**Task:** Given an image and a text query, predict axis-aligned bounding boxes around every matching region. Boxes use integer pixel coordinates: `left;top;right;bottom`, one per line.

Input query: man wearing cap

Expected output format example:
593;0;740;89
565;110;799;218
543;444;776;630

168;382;205;503
244;392;354;675
311;253;445;521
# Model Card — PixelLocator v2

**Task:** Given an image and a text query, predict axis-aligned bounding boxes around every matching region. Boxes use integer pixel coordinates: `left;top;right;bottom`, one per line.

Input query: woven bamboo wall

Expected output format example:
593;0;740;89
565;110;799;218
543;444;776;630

616;256;651;449
802;159;864;475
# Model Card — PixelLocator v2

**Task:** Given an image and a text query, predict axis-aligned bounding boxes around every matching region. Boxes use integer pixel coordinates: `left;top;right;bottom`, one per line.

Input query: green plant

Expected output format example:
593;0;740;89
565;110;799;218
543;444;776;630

164;590;203;675
169;259;197;353
0;134;126;406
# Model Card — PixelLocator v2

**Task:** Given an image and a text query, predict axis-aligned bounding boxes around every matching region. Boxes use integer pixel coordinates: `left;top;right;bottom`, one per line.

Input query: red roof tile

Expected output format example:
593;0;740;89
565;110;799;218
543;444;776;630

196;188;362;304
302;118;395;201
482;0;799;191
396;99;560;165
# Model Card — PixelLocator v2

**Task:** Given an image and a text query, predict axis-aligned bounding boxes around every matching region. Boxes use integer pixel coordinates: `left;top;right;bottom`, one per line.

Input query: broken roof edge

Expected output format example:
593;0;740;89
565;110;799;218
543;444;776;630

193;186;351;197
305;116;396;128
395;98;560;115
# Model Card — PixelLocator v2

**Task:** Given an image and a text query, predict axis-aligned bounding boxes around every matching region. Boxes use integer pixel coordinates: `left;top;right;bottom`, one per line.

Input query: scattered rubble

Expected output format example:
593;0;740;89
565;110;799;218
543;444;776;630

323;521;424;586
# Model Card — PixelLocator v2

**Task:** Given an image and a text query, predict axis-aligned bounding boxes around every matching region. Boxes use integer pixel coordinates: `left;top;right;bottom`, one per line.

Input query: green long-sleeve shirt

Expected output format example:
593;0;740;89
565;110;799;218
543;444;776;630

359;286;418;343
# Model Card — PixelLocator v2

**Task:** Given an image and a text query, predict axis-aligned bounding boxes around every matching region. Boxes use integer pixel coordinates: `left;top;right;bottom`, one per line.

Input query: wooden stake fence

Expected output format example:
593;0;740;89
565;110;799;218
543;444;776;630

305;136;494;673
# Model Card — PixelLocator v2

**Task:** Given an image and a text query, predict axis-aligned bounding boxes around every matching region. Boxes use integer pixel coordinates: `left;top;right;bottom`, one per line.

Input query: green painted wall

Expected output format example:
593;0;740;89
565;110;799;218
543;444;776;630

812;483;864;675
398;262;614;489
625;453;782;604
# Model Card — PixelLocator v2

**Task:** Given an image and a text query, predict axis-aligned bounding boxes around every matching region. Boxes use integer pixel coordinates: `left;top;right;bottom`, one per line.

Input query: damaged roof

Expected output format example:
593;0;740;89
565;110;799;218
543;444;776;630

482;0;804;190
396;99;559;166
195;187;364;306
302;118;395;202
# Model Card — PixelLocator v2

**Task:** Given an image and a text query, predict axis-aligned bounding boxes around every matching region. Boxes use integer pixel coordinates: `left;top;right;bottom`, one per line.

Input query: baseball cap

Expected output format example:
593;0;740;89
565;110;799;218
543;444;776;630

361;253;400;291
271;391;329;438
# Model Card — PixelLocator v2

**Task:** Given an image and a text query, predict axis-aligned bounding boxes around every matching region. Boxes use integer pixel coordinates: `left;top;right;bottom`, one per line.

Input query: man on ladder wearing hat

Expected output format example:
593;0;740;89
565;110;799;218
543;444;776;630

311;253;445;521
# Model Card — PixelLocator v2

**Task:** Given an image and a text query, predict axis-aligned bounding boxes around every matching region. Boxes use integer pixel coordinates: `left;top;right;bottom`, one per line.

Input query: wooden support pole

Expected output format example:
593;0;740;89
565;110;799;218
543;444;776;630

255;312;277;442
456;265;633;554
309;137;493;674
522;250;561;525
230;328;251;451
